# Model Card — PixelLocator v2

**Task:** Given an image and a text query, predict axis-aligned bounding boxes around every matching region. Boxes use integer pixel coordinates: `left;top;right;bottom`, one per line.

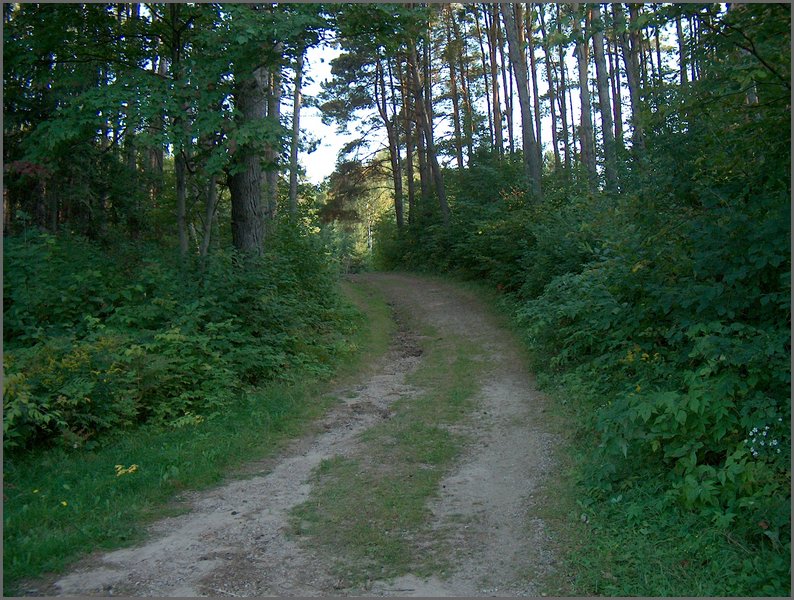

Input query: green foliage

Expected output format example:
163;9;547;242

3;225;357;452
375;6;791;592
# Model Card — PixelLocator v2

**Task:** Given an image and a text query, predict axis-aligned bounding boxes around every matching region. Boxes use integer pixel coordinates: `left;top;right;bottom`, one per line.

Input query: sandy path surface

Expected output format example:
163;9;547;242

42;273;559;597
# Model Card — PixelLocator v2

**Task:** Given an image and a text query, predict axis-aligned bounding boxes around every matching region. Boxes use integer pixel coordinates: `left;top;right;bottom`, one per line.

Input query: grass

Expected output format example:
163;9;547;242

530;383;791;598
289;304;486;588
2;278;394;596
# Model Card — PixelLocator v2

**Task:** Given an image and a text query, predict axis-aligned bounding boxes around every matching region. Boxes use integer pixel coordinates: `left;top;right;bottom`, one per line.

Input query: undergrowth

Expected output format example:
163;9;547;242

3;224;353;450
2;226;391;594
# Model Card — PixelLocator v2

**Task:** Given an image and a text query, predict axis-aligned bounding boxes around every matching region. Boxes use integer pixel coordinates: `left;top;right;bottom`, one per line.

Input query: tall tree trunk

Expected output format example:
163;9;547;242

375;58;404;229
148;55;167;203
416;124;431;203
556;4;574;172
265;65;282;224
418;39;433;202
288;48;304;219
639;26;649;90
689;15;698;82
653;25;664;88
473;4;494;149
451;9;474;162
538;5;561;171
557;39;571;169
568;59;578;164
228;67;267;255
199;173;217;258
629;3;646;151
500;3;543;199
496;17;514;154
591;4;618;191
609;33;624;149
387;56;406;217
399;56;416;223
572;3;597;191
170;5;189;258
614;3;645;153
525;5;543;166
408;44;449;224
484;4;504;155
444;6;464;170
423;35;432;123
175;151;189;257
675;15;688;85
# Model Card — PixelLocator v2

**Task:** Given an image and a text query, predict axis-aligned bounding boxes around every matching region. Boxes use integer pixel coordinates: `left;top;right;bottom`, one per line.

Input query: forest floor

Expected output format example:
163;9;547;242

33;273;564;597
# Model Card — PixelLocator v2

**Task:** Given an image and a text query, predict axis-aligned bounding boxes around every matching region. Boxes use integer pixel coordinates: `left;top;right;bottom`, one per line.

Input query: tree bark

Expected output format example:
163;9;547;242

288;48;304;219
416;123;430;203
572;3;597;191
591;4;618;191
689;15;698;81
228;67;267;255
654;25;663;87
265;65;282;224
473;4;494;150
614;3;645;153
169;4;189;257
399;57;416;224
175;151;189;257
525;5;543;166
556;4;574;172
375;58;404;229
387;56;406;221
444;6;464;170
408;44;449;224
500;3;543;199
451;9;474;162
496;15;514;154
609;33;624;149
148;56;167;203
675;15;688;85
484;4;504;156
199;173;217;258
557;27;571;170
538;5;561;171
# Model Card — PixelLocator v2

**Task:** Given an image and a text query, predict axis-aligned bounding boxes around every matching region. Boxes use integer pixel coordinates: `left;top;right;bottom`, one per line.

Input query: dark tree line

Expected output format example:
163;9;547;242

4;3;325;258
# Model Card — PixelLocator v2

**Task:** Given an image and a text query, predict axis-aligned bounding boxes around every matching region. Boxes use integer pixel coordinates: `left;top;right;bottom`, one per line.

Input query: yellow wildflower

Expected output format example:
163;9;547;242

115;464;139;477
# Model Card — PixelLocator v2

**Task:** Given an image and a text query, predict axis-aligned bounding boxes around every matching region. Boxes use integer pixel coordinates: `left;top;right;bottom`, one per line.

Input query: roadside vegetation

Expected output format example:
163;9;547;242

2;228;394;594
371;12;790;592
367;4;790;593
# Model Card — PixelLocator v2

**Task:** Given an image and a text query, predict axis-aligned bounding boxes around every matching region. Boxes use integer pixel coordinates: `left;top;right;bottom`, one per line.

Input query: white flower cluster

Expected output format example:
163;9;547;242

744;419;784;458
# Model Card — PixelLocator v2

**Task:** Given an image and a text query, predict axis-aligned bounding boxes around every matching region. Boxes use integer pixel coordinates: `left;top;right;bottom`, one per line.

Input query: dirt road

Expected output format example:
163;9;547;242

47;274;559;597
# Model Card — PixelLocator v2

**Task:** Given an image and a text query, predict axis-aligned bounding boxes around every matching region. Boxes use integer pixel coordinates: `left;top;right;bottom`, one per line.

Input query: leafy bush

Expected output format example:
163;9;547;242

3;225;358;451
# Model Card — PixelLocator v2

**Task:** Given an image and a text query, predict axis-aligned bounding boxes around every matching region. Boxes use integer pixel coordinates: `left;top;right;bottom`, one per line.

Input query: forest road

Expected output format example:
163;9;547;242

46;273;560;597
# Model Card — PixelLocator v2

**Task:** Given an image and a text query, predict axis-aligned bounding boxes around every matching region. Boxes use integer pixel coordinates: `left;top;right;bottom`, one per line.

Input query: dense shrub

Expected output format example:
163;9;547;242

3;225;357;451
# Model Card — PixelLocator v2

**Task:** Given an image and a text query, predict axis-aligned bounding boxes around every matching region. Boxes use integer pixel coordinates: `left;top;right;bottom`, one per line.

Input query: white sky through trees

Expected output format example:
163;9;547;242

296;7;684;185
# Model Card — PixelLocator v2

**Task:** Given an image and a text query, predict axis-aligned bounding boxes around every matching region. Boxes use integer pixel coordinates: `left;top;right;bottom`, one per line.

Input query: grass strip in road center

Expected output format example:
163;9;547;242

290;308;486;588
